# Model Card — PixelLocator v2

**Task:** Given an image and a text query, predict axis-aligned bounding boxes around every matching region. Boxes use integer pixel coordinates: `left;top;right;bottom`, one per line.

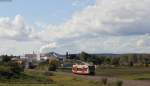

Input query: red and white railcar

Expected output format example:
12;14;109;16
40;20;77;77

72;63;95;75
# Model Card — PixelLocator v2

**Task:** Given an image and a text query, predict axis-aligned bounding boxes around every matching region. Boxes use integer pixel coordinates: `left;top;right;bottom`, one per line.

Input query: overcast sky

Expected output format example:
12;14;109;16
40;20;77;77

0;0;150;55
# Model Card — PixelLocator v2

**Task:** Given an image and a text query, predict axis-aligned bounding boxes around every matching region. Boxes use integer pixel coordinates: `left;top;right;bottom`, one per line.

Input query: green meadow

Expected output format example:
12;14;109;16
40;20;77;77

96;66;150;80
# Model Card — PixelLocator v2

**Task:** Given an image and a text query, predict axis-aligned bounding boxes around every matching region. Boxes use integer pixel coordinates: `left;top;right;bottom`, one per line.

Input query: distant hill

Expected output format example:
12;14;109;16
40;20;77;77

49;52;150;59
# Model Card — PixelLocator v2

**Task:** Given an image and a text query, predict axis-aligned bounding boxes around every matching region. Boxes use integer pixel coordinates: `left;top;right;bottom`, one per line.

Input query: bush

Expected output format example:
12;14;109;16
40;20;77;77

44;71;54;76
48;64;57;71
0;65;13;79
11;65;24;75
48;59;59;71
0;65;11;73
0;61;24;79
28;62;37;69
101;77;107;85
10;62;24;75
116;80;123;86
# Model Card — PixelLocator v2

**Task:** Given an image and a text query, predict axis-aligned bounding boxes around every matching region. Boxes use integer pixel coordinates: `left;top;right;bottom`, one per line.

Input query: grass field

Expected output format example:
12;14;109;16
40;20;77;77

96;66;150;80
0;75;103;86
51;74;103;86
0;66;150;86
0;69;103;86
0;84;57;86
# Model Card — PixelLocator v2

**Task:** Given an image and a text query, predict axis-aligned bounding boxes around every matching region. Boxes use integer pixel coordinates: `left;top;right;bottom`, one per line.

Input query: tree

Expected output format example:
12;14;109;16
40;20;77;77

128;54;135;67
119;55;129;66
79;52;91;62
111;57;120;66
66;52;69;59
94;56;106;65
10;61;24;75
144;58;149;67
48;59;59;71
2;55;11;62
142;54;150;67
104;57;111;65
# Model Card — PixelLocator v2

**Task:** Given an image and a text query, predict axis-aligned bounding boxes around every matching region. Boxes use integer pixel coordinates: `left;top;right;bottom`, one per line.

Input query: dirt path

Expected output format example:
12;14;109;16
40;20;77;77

58;72;150;86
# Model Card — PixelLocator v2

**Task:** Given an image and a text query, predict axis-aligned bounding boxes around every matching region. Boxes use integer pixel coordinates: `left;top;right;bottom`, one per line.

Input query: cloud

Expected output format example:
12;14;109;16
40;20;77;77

28;0;150;53
0;39;43;55
0;15;38;41
53;35;150;54
71;0;94;7
1;0;150;41
68;0;150;36
1;0;150;54
136;34;150;47
38;0;150;43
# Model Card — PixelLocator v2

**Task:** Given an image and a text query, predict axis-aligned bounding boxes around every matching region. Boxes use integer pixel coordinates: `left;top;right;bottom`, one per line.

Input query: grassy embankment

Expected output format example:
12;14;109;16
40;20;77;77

0;69;52;84
0;69;103;86
96;66;150;80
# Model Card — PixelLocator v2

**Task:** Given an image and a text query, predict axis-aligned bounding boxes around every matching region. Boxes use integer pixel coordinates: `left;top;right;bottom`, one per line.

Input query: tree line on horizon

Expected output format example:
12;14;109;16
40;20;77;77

67;52;150;67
